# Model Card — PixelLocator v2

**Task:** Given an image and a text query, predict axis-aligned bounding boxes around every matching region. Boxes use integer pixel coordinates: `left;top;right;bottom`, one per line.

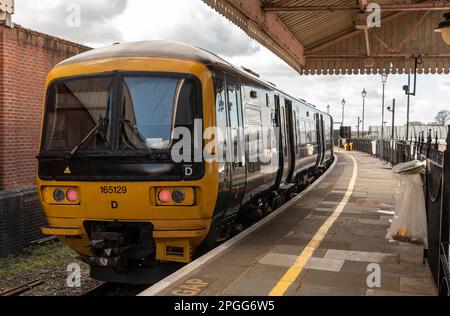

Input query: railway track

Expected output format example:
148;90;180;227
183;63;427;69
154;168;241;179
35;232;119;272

81;283;150;296
0;279;45;296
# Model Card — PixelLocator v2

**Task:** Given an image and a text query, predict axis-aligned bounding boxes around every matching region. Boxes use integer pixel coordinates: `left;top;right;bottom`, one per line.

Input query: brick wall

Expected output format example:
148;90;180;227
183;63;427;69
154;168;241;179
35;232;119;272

0;23;89;256
0;23;89;190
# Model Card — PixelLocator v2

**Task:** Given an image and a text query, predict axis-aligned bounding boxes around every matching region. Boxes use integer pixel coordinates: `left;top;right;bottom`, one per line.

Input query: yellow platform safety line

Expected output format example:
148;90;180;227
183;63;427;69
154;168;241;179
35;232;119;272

269;152;358;296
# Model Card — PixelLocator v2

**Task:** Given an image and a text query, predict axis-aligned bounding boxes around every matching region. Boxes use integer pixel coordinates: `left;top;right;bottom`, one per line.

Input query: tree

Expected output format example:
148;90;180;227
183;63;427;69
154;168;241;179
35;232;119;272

435;110;450;126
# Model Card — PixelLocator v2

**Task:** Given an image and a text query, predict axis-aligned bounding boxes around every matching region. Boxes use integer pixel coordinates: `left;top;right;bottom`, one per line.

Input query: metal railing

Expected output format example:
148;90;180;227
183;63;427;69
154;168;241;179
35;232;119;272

351;127;450;296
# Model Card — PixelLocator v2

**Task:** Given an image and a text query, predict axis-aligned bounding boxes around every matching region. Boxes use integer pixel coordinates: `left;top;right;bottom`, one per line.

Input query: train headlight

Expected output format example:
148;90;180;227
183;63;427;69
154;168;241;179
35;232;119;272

53;189;66;202
155;187;195;206
172;190;185;204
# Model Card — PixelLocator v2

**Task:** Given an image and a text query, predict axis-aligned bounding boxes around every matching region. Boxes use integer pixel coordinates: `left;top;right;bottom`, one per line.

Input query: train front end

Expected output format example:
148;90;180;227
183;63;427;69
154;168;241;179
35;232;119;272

36;51;218;283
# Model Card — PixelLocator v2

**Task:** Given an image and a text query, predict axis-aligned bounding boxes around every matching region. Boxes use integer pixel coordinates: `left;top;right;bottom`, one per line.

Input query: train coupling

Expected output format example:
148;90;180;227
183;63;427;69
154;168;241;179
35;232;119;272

84;221;156;270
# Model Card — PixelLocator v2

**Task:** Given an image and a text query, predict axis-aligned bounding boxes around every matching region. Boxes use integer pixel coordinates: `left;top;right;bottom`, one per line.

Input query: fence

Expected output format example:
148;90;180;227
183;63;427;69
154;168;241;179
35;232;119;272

0;188;46;257
368;125;449;142
352;127;450;296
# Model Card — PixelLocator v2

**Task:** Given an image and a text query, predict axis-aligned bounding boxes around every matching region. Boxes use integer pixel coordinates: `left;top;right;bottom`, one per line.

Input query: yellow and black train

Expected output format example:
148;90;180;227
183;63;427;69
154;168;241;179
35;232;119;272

37;41;334;283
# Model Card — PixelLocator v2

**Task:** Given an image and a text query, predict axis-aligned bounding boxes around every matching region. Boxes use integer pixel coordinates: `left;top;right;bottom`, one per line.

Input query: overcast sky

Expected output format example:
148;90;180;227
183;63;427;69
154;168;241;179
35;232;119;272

13;0;450;129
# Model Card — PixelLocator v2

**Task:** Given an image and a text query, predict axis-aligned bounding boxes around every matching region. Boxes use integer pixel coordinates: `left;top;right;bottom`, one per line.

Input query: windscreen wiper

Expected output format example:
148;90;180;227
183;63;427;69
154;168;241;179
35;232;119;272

68;117;110;159
121;118;154;156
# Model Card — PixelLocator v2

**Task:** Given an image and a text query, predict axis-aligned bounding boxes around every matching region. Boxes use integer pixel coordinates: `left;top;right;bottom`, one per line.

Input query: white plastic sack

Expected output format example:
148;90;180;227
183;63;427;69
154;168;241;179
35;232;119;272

386;161;428;248
371;141;377;155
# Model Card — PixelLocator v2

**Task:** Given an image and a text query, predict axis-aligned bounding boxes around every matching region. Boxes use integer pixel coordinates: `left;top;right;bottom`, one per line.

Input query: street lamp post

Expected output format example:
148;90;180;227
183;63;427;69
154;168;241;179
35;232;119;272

341;99;346;127
387;99;396;140
403;57;421;141
357;117;362;138
404;76;411;141
361;89;367;137
380;73;388;160
327;104;330;115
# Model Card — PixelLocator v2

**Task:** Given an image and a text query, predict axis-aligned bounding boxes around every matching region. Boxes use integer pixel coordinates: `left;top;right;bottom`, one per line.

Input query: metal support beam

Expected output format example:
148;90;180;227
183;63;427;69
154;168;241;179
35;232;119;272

263;1;450;13
222;0;305;68
304;53;450;58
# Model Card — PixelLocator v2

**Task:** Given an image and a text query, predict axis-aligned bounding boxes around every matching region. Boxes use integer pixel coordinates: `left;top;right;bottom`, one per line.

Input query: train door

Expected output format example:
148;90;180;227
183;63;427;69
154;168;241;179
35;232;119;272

278;97;291;185
317;114;326;166
225;76;246;213
285;99;295;182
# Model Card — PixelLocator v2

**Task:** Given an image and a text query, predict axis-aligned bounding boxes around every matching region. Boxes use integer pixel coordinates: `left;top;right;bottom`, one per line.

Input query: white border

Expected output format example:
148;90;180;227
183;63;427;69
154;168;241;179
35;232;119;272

139;154;338;296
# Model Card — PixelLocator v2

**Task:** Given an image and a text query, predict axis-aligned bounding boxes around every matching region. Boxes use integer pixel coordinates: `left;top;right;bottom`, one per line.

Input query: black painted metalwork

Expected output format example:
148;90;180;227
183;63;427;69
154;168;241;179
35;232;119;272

351;126;450;295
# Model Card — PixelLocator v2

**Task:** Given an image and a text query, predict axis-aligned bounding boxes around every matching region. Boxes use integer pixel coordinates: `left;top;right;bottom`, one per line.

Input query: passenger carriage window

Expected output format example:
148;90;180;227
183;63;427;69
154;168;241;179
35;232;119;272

306;122;312;143
326;121;331;142
311;122;317;143
293;111;298;154
281;106;288;156
246;107;263;169
300;120;306;145
246;108;262;125
271;111;278;127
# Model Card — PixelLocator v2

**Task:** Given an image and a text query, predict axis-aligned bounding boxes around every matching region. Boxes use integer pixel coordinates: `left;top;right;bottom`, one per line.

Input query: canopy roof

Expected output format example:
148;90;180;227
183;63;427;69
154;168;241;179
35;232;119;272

202;0;450;75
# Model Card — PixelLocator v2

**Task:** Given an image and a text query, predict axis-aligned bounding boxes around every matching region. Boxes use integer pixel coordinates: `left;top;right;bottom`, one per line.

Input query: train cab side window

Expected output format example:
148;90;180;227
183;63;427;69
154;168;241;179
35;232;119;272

227;79;244;163
227;83;240;128
215;77;228;162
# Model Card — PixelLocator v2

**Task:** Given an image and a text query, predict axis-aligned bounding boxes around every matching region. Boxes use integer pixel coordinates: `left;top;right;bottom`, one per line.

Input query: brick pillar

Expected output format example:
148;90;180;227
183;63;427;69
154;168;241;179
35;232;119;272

0;23;89;256
0;23;89;190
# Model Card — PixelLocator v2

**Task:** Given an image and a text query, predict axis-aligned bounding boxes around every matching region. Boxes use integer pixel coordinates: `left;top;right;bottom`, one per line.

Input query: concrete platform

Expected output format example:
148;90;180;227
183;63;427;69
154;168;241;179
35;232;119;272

140;151;437;297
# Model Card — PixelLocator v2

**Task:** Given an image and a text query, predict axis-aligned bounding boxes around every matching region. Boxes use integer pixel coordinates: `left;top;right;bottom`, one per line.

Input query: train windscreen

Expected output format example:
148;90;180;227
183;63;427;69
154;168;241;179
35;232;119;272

42;76;113;153
41;74;198;157
120;76;196;151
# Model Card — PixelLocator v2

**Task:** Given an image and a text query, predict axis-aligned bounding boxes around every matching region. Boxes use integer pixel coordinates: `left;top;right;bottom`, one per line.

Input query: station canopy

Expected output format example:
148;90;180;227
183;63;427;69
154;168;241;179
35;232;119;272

201;0;450;75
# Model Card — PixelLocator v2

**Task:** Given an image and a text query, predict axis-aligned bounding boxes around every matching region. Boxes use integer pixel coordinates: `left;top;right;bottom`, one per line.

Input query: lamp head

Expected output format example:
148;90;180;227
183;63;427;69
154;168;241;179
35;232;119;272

403;85;409;94
435;12;450;45
362;89;367;98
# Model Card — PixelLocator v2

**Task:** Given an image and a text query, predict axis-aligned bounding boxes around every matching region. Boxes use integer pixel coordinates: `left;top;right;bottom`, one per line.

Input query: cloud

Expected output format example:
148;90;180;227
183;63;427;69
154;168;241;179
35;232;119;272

12;0;450;127
14;0;129;46
162;8;260;57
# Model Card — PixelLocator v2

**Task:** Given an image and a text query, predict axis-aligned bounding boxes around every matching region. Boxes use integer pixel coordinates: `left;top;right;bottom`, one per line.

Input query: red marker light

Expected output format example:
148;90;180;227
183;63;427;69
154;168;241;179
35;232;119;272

158;190;172;203
66;189;79;202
